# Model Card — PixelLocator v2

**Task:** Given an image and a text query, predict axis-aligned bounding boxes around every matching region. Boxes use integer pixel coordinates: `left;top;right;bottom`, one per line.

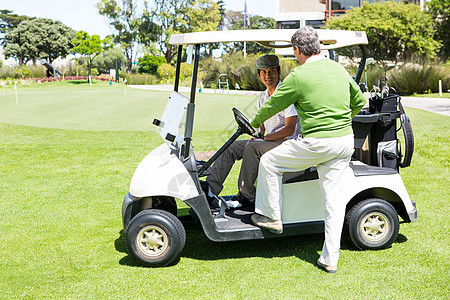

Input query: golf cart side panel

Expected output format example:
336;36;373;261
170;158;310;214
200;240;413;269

280;164;416;224
129;143;199;201
282;180;325;224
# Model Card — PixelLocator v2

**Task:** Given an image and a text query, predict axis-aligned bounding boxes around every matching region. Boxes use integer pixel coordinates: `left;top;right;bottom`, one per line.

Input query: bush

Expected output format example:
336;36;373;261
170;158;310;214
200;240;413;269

120;73;158;85
390;62;450;95
0;65;16;79
138;55;166;75
92;48;124;74
157;63;175;84
199;53;298;91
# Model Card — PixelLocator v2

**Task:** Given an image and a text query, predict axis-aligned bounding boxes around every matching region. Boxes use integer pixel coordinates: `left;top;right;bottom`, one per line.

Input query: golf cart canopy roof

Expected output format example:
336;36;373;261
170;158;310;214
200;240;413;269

169;29;368;50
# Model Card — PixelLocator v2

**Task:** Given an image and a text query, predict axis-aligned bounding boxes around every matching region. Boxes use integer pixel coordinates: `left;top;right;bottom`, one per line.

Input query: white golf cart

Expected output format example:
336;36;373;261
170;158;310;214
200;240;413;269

121;29;417;267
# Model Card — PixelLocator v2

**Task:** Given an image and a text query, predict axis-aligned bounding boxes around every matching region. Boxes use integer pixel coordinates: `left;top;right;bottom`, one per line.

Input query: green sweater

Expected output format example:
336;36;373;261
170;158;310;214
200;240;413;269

250;58;366;138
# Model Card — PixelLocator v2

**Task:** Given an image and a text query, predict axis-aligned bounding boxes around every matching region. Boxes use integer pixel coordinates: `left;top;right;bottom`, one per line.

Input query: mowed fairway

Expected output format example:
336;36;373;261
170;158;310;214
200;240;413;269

0;81;448;299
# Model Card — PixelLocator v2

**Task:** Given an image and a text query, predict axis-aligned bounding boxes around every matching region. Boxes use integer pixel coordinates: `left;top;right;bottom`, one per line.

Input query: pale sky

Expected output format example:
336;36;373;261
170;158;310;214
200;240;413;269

1;0;278;38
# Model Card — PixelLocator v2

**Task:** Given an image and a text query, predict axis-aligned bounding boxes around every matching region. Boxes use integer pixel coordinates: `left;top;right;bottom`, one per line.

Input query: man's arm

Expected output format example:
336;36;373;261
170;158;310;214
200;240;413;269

259;124;266;136
349;80;366;118
264;116;298;141
251;74;298;128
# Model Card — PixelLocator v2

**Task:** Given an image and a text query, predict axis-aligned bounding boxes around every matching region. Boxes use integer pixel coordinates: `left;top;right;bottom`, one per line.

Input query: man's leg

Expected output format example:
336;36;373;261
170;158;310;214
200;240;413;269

316;135;354;267
238;140;283;200
206;140;247;195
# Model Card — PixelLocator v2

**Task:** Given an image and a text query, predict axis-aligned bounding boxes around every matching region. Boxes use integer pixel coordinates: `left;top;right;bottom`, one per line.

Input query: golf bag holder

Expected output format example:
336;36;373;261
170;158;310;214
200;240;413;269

352;94;414;171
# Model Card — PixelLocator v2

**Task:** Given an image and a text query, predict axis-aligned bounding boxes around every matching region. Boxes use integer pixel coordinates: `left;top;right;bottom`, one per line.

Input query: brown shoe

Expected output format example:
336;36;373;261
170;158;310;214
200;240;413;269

251;214;283;234
316;259;337;274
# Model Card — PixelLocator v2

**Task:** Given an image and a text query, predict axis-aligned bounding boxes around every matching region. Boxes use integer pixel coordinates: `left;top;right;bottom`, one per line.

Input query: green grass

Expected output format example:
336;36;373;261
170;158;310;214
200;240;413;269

1;82;449;299
411;92;450;98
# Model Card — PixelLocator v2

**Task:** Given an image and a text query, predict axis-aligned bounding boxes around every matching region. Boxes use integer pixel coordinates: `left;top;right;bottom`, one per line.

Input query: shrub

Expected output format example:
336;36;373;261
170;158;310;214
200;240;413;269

120;73;158;85
29;65;46;78
390;62;450;95
0;65;17;79
15;65;31;78
138;55;166;75
90;68;99;77
157;63;175;84
199;53;298;91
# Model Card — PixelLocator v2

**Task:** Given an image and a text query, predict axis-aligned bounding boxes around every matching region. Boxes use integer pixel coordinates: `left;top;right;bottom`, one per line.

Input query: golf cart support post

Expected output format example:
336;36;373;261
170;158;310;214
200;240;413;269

169;29;369;159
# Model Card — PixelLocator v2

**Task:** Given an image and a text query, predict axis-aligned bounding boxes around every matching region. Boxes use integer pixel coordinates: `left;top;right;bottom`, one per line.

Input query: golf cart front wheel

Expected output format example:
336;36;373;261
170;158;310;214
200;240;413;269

345;198;399;250
125;209;186;267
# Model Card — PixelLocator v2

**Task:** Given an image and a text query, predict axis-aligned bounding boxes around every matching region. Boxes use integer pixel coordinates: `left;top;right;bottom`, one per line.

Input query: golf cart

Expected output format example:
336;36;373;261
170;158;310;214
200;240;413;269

121;29;417;267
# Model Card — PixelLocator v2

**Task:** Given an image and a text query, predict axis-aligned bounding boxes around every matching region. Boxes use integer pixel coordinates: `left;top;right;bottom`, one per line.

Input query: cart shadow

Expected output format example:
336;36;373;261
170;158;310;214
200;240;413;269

114;230;408;267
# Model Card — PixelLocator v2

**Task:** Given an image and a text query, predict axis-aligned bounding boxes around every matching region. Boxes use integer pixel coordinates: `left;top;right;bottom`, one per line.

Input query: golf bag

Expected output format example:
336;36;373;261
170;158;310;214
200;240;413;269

368;94;414;170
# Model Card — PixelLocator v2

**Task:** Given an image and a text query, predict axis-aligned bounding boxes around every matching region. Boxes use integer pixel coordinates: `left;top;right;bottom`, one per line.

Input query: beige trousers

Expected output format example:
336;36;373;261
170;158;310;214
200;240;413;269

206;139;283;199
255;134;354;266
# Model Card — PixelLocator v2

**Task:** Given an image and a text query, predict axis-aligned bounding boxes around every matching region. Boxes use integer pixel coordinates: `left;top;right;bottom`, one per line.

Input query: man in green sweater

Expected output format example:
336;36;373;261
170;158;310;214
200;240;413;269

250;26;366;273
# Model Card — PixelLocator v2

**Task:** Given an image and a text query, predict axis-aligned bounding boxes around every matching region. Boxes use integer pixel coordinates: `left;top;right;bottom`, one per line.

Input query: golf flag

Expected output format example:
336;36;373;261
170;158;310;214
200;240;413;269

244;1;250;26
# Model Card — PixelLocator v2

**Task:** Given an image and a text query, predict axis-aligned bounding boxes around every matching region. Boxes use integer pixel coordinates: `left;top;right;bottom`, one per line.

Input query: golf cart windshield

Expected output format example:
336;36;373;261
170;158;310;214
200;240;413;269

154;91;188;146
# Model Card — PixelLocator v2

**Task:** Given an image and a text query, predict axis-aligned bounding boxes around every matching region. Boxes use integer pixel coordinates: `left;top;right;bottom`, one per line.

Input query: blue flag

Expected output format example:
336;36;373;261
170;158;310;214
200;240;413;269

245;0;250;26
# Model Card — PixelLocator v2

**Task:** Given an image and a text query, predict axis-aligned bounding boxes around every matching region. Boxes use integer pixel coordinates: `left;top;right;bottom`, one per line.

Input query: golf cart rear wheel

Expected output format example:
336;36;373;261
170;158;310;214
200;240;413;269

125;209;186;267
345;198;399;250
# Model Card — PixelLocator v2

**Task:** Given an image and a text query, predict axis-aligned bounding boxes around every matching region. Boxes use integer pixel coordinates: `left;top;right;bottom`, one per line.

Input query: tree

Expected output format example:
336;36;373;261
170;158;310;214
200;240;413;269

228;13;276;54
326;1;441;62
427;0;449;61
216;0;226;31
0;9;32;38
140;0;191;63
3;18;75;65
140;0;220;63
137;54;166;74
97;0;141;72
92;48;125;74
71;31;112;76
183;0;221;32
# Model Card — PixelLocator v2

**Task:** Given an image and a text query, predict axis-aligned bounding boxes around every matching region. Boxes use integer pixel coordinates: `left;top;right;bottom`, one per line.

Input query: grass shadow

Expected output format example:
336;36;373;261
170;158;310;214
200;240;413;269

115;227;409;268
181;230;322;266
115;227;323;267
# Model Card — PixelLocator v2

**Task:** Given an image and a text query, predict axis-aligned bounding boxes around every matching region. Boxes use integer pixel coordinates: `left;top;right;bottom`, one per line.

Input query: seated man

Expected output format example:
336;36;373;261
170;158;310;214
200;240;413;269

202;54;300;207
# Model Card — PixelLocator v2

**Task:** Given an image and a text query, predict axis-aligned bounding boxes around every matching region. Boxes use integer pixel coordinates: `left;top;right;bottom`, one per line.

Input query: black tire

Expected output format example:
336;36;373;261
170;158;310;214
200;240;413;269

125;209;186;267
345;198;399;250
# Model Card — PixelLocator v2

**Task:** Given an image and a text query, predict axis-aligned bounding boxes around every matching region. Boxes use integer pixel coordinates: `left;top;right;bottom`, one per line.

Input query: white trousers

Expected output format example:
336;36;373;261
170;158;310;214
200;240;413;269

255;134;354;266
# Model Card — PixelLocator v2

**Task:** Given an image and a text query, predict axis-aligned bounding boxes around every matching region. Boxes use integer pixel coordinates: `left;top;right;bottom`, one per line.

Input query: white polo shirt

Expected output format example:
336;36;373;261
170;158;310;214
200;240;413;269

258;81;300;139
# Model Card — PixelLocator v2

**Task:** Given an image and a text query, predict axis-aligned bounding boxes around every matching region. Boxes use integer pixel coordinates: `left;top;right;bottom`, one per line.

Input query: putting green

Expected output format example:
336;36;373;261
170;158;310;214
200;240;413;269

0;81;258;132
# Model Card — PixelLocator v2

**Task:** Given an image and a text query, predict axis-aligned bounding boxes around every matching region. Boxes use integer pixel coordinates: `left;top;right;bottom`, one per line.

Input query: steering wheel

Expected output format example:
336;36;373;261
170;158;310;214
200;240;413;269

232;107;258;137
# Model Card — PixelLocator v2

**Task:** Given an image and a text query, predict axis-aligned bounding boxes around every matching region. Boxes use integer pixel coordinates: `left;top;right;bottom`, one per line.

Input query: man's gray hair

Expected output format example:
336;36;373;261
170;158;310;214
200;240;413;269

291;26;321;56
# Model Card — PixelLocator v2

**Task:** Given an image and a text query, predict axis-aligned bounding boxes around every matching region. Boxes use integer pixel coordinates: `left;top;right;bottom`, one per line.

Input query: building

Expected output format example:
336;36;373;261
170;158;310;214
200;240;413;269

274;0;424;56
275;0;424;30
276;0;327;30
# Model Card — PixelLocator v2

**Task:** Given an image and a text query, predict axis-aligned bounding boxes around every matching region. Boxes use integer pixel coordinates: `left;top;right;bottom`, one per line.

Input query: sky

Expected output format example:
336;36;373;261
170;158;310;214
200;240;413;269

1;0;278;38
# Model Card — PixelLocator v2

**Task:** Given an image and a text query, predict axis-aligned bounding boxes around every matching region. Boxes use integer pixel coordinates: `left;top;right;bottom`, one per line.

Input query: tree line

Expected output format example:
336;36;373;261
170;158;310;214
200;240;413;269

1;0;448;77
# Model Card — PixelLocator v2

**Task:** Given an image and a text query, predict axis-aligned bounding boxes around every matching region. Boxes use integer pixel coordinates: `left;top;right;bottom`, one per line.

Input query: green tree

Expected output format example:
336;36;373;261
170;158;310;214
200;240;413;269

183;0;220;32
216;0;226;30
140;0;191;63
3;18;75;65
71;31;112;76
228;13;276;54
0;9;32;37
427;0;449;61
97;0;141;72
92;48;125;74
326;1;440;62
140;0;220;63
137;54;166;74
